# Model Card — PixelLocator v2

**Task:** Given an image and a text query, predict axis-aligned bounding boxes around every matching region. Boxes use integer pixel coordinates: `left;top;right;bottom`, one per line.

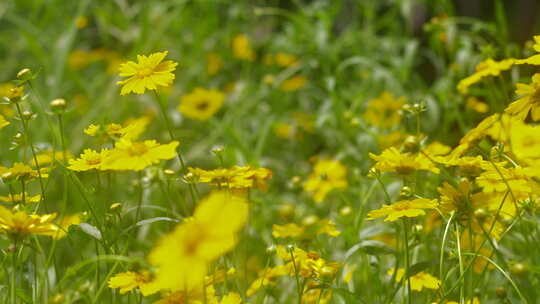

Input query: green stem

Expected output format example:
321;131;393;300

289;247;303;304
403;219;412;304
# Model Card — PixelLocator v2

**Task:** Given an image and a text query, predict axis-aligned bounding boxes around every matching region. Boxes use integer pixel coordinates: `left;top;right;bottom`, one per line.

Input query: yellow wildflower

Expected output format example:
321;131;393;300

35;150;72;166
178;87;225;120
466;97;489;113
369;147;439;174
367;198;437;222
272;218;340;239
148;191;248;292
505;73;540;121
280;75;307;92
68;149;109;172
0;162;49;181
232;34;255;61
101;139;178;171
303;159;347;203
117;51;178;95
389;268;441;291
188;166;272;190
207;53;224;75
108;271;152;294
75;15;88;29
0;193;41;204
0;114;9;129
510;122;540;163
0;206;57;239
274;52;298;67
457;58;515;94
364;92;406;128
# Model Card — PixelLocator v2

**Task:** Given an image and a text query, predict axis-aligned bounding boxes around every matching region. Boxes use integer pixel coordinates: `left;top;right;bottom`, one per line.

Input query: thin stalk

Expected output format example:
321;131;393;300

289;247;303;304
403;219;412;304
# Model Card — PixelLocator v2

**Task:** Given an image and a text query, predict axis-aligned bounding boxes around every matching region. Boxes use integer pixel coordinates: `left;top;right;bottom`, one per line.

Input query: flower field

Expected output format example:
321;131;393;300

1;1;540;303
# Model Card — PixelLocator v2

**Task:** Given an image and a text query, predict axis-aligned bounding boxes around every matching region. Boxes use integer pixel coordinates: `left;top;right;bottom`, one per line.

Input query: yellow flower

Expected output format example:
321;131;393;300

46;213;84;240
367;198;437;222
0;114;9;129
148;191;248;292
68;149;109;172
274;52;298;67
0;205;58;239
280;75;307;92
457;58;515;94
369;147;439;174
178;88;225;120
0;162;49;181
207;53;224;75
364;92;406;128
389;268;441;291
448;114;500;158
275;245;341;279
75;15;88;29
0;193;41;204
85;116;150;141
117;51;178;95
6;86;24;100
272;218;340;239
505;73;540;121
303;159;347;203
188;166;272;190
108;271;152;294
510;122;540;163
35;150;72;166
101;139;178;171
466;97;489;113
232;34;255;61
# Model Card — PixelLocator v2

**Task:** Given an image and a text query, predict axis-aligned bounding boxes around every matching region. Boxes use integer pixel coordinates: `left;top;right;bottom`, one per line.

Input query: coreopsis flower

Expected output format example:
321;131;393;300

177;87;225;120
280;75;307;92
505;73;540;121
364;92;406;128
0;205;58;239
232;34;255;61
303;159;347;203
68;149;109;172
84;116;150;141
369;147;439;174
101;139;178;171
275;245;341;279
476;163;536;199
510;122;540;163
389;268;441;291
0;193;41;204
466;97;489;113
367;198;437;222
438;180;472;215
148;191;248;292
188;166;272;190
35;150;72;166
0;114;9;129
117;51;178;95
0;162;49;181
274;52;298;67
5;86;24;101
207;53;224;75
107;271;152;294
457;58;516;94
272;218;340;239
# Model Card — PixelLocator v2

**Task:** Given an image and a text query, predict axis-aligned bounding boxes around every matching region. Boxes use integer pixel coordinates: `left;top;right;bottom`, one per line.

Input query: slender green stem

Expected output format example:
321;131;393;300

403;219;412;304
152;91;186;170
14;102;46;204
10;239;18;304
289;247;303;304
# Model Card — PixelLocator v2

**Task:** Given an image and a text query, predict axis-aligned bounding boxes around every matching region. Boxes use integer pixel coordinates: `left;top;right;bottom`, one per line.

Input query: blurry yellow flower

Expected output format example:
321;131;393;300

178;87;225;120
274;52;298;67
117;51;178;95
207;53;224;75
5;86;24;101
85;116;150;141
377;131;407;149
364;92;406;128
75;15;88;29
466;97;489;113
303;159;347;203
0;114;9;129
280;75;307;92
35;150;72;166
448;114;500;158
232;34;255;61
457;58;515;94
43;213;84;240
0;206;57;239
188;166;272;190
68;149;109;172
505;73;540;121
275;245;341;280
367;198;437;222
108;271;152;294
101;139;178;171
272;218;340;239
389;268;441;291
0;193;41;204
510;122;540;163
273;122;295;139
0;162;49;181
369;147;439;174
148;191;248;292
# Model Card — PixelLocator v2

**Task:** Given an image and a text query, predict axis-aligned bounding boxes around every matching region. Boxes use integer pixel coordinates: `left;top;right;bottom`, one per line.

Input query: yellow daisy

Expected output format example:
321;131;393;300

101;139;179;171
68;149;109;172
178;88;225;120
0;114;9;129
0;205;58;239
367;198;437;222
117;51;178;95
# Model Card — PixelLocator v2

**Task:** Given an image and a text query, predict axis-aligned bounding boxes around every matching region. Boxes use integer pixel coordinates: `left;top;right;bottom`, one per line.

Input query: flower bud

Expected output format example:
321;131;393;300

340;206;352;216
399;186;413;199
50;98;67;114
17;68;32;80
473;208;488;221
21;110;35;120
495;287;507;298
509;263;527;276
